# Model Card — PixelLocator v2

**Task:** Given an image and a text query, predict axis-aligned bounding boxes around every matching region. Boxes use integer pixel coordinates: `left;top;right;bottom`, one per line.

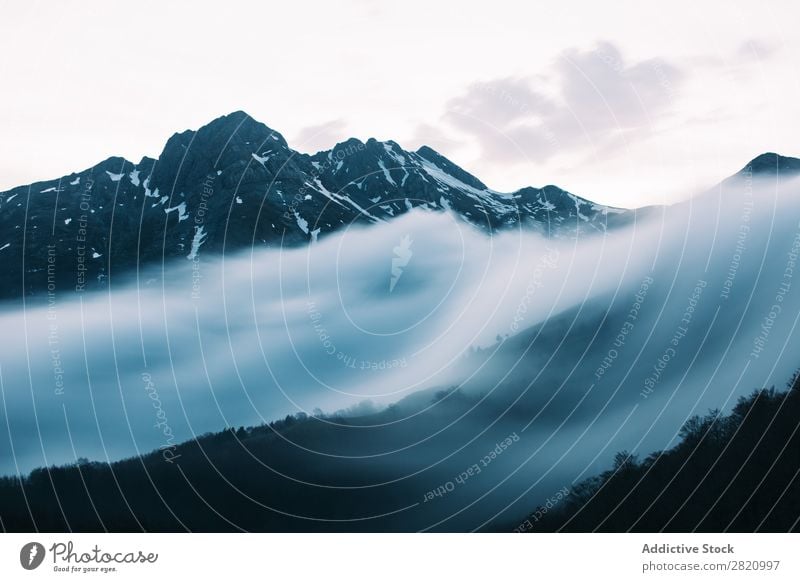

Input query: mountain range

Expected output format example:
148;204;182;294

0;111;643;301
1;111;799;301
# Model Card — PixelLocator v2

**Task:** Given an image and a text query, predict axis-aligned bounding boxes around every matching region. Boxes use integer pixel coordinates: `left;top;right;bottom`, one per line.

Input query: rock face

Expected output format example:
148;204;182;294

0;110;643;300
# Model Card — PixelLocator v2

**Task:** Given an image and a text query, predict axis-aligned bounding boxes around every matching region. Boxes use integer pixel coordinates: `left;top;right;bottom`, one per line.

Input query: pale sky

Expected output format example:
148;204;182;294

1;0;798;207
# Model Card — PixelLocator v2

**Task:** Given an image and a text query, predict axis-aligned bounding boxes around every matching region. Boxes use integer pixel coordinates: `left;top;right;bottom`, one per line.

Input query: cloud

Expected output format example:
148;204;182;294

691;37;780;69
438;42;684;164
736;38;779;61
558;41;681;131
292;118;348;152
446;77;555;128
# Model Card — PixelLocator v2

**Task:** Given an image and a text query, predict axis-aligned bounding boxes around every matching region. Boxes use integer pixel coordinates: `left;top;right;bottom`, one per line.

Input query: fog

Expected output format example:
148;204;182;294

0;206;633;474
2;174;800;529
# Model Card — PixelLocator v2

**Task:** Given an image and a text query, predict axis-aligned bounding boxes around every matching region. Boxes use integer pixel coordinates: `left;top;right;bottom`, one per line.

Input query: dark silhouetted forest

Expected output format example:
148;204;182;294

516;374;800;532
0;409;428;532
0;388;499;532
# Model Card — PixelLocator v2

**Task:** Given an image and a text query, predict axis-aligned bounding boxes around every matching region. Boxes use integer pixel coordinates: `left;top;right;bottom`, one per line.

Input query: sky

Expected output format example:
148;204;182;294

0;0;798;207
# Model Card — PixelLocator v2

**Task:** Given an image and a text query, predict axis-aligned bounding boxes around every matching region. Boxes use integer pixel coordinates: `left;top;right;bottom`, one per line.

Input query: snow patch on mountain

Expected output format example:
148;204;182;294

294;211;309;234
187;226;207;260
252;152;272;167
378;160;397;186
383;143;406;166
165;201;189;222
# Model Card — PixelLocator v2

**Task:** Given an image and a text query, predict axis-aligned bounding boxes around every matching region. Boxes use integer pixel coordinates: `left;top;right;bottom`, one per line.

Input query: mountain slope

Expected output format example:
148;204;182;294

515;380;800;532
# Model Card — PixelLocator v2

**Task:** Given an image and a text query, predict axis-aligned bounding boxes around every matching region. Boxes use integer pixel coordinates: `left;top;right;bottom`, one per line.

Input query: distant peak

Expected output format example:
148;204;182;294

94;156;136;173
334;137;365;149
740;152;800;176
323;137;366;158
200;111;287;145
414;145;439;159
203;109;254;127
160;111;288;155
137;156;157;168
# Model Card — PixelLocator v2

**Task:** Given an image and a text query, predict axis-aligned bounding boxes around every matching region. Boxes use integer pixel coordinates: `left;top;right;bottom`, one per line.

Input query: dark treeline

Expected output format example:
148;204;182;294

518;374;800;532
0;409;425;532
0;388;491;532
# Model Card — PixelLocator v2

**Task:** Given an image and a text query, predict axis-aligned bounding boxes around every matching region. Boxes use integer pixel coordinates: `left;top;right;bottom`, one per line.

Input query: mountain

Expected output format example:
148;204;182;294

0;111;628;301
741;152;800;176
1;111;798;303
